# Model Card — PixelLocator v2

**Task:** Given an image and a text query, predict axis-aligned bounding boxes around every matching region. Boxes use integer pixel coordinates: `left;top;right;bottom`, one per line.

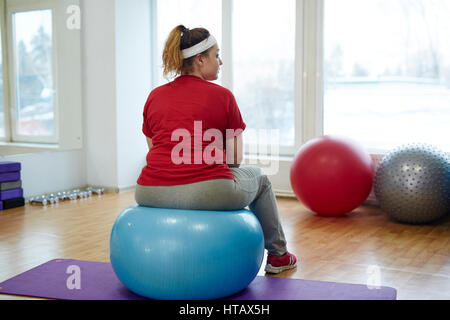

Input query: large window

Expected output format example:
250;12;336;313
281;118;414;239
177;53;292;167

323;0;450;153
232;0;296;147
0;0;82;152
151;0;450;158
154;0;297;155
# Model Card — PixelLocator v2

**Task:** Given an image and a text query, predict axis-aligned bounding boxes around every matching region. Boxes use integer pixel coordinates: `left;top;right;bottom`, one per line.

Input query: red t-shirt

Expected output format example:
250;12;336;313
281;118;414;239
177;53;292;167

137;75;246;186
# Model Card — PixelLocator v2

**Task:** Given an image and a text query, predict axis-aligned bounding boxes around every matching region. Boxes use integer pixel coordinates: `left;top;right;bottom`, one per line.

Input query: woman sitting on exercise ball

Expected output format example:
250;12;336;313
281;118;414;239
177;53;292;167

135;25;297;274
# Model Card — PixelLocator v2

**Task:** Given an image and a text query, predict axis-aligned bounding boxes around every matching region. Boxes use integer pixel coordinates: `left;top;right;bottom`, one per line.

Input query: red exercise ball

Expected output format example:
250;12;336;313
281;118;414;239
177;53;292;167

290;135;374;216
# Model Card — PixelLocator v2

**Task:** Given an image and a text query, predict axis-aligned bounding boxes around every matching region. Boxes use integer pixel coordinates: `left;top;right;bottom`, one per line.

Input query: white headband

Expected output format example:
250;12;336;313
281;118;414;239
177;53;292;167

181;35;217;59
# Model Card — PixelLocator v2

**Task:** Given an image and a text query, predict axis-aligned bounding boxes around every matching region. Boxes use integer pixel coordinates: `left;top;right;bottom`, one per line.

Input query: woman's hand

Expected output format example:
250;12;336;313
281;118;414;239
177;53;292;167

226;134;243;168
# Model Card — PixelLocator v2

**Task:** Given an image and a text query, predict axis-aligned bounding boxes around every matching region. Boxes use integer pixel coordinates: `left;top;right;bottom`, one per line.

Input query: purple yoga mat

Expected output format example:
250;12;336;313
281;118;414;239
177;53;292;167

0;162;21;174
0;188;23;201
0;172;20;183
0;259;397;300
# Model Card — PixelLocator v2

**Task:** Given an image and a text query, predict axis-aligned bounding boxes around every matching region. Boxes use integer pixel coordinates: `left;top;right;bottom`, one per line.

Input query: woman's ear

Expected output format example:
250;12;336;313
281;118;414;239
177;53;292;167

195;54;206;66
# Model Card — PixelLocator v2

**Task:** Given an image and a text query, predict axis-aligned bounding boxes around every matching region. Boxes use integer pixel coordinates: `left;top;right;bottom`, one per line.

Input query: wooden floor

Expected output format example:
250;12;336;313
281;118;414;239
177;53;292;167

1;191;449;300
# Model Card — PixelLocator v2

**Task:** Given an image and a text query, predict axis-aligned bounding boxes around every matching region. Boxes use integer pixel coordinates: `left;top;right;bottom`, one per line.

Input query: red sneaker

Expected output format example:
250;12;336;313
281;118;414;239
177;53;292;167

265;251;297;274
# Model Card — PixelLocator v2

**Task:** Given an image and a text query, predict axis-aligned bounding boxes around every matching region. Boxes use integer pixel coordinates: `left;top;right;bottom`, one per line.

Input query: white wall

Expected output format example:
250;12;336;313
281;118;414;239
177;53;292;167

114;0;151;191
0;0;92;198
82;0;119;190
83;0;150;192
0;150;85;197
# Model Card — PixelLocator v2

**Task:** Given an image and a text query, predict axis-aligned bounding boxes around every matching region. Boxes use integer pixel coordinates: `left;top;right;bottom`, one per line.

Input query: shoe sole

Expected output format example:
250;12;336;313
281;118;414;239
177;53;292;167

264;262;297;274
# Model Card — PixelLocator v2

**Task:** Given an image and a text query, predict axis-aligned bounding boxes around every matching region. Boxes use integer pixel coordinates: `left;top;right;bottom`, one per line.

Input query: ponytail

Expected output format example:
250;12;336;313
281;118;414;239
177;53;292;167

162;25;185;80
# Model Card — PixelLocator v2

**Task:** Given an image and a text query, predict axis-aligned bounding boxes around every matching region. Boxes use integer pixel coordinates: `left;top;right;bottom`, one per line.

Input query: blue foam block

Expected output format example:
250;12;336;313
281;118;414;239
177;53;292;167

0;172;20;183
0;188;24;201
0;162;21;173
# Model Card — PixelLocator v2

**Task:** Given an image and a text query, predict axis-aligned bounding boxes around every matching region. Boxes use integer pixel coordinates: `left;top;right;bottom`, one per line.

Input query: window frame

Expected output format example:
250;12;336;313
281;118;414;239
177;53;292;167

302;0;324;147
224;0;304;157
150;0;308;157
150;0;398;158
7;0;59;144
0;0;10;142
0;0;82;154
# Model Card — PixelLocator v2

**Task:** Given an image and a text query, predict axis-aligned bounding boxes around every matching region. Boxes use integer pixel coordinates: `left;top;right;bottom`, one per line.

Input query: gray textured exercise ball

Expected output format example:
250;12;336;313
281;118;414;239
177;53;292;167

374;143;450;224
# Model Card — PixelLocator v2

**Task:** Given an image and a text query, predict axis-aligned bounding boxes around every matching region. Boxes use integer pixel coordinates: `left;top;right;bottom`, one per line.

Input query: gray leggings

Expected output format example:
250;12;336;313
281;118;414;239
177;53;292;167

135;165;287;256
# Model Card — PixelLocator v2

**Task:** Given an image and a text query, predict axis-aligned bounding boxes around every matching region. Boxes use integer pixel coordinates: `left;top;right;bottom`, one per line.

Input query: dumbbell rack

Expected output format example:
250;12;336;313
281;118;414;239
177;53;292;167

29;187;105;206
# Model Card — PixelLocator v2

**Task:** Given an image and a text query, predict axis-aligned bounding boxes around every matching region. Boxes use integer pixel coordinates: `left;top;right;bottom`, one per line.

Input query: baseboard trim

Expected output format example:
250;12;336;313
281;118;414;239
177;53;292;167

274;189;297;198
117;185;136;193
273;189;380;207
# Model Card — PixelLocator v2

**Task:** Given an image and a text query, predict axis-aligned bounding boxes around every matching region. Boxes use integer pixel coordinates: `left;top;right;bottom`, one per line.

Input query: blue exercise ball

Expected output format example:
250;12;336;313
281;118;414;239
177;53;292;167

110;205;264;300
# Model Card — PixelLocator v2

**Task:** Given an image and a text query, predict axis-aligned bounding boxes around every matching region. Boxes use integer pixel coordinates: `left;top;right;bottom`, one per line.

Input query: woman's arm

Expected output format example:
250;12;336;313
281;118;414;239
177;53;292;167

226;134;243;168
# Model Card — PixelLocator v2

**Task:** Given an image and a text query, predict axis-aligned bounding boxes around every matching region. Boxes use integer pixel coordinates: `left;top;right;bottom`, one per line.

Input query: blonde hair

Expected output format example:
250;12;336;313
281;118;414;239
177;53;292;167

162;25;212;80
